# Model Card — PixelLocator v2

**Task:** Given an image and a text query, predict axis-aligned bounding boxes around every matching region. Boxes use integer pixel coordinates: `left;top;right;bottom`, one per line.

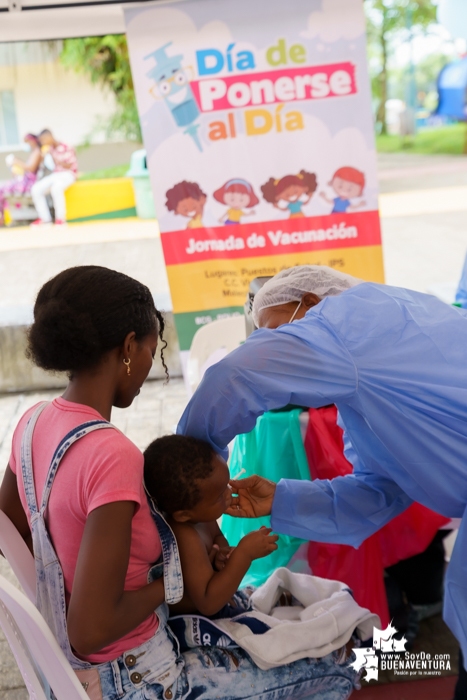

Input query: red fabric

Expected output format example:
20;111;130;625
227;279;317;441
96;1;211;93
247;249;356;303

304;406;449;626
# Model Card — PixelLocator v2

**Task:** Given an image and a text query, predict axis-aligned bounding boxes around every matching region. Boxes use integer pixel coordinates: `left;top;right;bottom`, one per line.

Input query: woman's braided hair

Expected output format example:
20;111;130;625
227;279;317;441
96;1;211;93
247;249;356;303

27;266;168;378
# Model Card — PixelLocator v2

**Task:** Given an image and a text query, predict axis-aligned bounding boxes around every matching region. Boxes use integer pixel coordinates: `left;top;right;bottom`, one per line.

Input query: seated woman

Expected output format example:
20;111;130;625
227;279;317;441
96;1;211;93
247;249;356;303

0;134;42;225
0;265;358;700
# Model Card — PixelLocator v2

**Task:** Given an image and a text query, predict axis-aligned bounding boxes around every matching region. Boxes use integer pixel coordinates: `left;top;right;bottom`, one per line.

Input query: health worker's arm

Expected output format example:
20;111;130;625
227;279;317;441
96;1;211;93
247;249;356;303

177;320;357;459
271;448;413;548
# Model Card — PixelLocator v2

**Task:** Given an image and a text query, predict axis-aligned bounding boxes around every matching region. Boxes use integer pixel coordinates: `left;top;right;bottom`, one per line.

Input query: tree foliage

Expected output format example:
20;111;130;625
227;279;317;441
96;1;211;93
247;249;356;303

365;0;438;133
390;52;451;107
60;35;141;142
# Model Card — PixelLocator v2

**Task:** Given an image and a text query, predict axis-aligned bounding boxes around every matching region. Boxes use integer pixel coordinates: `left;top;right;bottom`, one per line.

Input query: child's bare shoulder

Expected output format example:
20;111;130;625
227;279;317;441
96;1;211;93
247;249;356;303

170;519;193;536
170;520;203;545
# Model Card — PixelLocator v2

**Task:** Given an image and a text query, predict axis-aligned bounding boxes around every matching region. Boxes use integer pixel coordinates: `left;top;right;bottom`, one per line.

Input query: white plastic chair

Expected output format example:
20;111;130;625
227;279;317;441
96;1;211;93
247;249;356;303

0;510;36;602
186;316;246;395
0;572;88;699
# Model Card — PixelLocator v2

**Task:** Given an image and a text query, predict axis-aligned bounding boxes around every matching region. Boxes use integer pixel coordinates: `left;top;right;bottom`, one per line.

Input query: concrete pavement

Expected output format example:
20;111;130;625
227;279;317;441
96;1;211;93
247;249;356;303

0;152;466;696
0;153;466;316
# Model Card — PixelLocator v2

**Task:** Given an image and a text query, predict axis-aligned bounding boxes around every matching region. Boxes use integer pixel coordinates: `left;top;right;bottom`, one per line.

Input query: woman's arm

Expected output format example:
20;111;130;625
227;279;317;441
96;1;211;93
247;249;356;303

0;466;33;554
13;149;41;173
67;501;165;656
173;522;277;616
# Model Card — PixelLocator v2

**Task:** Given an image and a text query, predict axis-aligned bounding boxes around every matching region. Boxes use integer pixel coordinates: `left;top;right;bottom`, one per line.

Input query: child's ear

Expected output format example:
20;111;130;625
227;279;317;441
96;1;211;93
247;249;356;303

172;509;192;523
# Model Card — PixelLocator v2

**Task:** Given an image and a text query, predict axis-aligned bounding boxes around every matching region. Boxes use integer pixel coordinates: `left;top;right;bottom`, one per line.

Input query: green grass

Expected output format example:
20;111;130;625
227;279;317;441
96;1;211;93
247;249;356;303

79;163;130;180
376;123;467;155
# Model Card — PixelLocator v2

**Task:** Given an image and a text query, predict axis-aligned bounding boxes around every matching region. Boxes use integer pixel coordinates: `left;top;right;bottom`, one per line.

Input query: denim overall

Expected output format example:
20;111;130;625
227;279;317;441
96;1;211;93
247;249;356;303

21;402;358;700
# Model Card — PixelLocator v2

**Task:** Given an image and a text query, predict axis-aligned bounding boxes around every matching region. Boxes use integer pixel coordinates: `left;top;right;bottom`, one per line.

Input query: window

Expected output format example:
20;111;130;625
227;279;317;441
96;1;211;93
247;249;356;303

0;91;19;146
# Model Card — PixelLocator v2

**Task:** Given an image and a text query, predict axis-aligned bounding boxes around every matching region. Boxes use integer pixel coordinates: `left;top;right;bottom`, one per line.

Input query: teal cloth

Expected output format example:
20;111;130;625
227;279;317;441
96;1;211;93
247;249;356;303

221;408;309;587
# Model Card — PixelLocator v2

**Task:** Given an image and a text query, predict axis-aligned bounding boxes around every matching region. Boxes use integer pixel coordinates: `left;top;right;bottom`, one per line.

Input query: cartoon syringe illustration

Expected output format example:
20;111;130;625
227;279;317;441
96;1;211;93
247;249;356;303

145;42;203;152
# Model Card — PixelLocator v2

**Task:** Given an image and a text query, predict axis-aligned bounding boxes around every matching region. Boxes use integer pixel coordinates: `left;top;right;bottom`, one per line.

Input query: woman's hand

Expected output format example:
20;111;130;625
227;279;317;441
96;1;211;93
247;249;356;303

225;475;276;518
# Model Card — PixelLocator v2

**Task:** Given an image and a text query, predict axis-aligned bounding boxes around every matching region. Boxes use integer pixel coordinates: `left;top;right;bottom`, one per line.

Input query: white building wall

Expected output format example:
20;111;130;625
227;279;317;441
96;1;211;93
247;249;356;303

0;41;118;147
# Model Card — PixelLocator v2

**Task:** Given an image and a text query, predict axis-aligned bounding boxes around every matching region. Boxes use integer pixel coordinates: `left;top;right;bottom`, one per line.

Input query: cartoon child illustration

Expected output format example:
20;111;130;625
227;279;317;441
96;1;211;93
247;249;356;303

320;167;366;214
213;178;259;225
165;180;207;229
261;170;317;218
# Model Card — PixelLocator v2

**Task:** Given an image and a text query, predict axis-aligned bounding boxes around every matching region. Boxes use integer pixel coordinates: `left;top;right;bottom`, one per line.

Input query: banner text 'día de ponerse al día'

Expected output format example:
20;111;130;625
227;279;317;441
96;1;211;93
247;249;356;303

125;0;382;356
190;62;357;113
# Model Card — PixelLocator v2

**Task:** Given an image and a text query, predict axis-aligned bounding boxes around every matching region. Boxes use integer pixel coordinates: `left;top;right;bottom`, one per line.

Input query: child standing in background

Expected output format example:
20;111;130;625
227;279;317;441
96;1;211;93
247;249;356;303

30;129;77;226
0;133;41;226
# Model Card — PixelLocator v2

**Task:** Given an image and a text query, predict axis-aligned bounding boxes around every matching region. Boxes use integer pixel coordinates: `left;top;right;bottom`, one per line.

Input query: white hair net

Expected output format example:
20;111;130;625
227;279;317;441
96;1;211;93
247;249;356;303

252;265;363;326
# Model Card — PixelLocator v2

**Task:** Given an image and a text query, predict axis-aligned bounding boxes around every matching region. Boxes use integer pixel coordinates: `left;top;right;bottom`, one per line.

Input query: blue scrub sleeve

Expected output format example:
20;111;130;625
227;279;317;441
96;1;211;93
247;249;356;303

271;470;413;548
271;422;412;547
177;320;357;459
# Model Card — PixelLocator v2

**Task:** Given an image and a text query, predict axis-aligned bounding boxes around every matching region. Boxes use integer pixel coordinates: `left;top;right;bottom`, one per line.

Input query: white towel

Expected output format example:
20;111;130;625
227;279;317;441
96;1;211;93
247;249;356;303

215;568;380;670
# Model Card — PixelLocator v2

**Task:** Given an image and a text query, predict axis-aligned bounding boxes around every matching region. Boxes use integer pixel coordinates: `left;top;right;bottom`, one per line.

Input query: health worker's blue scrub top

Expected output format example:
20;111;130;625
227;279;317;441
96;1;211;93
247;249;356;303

177;283;467;660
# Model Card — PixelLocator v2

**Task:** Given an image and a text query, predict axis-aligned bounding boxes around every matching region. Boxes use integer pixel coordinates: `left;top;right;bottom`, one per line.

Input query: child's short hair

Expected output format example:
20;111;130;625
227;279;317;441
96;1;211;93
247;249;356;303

332;167;365;189
144;435;215;515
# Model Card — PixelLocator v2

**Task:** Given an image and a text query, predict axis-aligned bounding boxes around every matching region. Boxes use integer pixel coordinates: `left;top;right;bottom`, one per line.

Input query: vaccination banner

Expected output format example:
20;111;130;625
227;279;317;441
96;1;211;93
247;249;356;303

125;0;384;360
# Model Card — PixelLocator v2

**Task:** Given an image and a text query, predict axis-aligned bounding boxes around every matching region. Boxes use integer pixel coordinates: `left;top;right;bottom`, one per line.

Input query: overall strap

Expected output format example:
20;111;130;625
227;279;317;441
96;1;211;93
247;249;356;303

27;417;114;672
147;497;184;605
20;402;49;516
40;420;113;513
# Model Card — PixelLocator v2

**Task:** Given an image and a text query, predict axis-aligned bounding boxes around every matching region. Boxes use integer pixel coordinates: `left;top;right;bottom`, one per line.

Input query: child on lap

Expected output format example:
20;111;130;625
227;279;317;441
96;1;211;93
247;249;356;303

143;435;278;618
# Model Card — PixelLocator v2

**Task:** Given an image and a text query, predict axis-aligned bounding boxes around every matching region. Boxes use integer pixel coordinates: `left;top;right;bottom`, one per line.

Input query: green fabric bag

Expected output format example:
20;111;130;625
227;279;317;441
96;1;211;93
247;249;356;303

221;408;310;587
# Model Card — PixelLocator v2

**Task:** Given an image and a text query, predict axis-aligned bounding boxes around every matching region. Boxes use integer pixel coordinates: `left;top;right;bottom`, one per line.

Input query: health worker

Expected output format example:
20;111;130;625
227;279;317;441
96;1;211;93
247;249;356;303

177;264;467;667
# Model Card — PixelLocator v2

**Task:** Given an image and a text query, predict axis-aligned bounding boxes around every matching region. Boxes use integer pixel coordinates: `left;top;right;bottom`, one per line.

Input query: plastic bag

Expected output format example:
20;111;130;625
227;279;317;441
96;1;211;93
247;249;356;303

222;408;310;587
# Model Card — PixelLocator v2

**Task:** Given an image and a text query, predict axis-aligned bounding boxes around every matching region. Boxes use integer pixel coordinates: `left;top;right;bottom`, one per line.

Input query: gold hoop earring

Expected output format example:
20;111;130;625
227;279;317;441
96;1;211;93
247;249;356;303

123;358;131;376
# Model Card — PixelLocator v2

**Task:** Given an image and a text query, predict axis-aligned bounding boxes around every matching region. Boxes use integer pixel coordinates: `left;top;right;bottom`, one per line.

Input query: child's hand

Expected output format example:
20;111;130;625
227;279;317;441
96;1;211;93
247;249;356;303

237;527;279;561
208;544;220;566
213;545;234;571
